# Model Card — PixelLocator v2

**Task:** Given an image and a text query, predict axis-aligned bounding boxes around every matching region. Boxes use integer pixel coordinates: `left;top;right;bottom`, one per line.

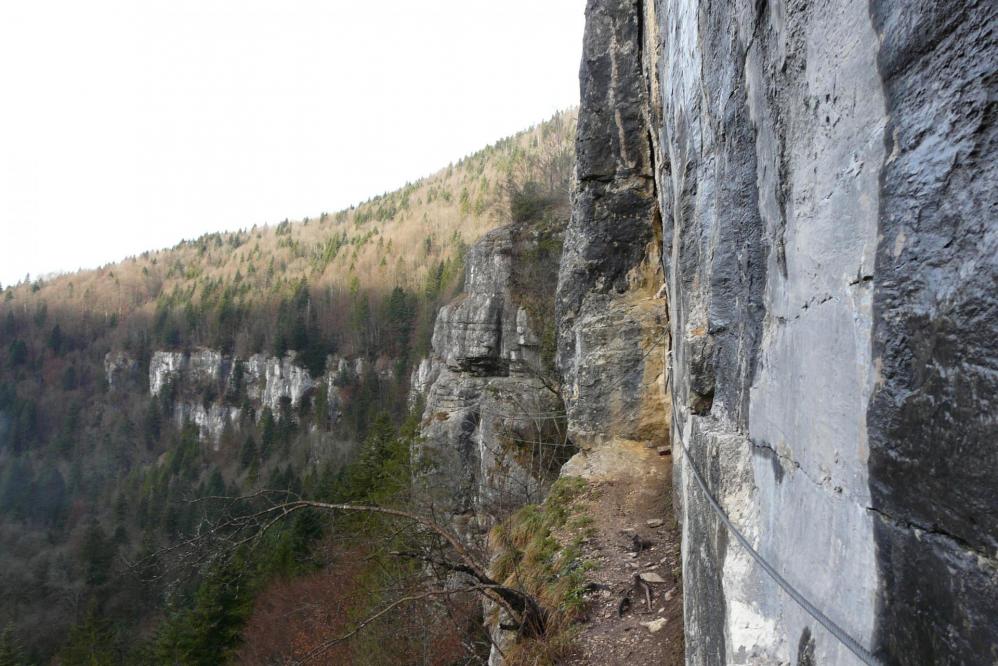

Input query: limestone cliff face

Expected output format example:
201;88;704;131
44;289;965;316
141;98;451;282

149;349;318;413
109;349;378;445
412;222;573;540
556;0;670;482
148;350;228;398
571;0;997;664
242;353;315;412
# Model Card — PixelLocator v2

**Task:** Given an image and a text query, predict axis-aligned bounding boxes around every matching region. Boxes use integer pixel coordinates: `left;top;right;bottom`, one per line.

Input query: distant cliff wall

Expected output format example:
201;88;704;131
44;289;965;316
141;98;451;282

106;348;389;445
571;0;997;664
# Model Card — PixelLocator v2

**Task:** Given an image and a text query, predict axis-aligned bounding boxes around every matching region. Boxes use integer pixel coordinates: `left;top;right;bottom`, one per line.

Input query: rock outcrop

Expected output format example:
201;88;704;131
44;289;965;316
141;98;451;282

133;349;382;444
242;353;315;412
149;350;227;398
172;402;242;450
568;0;997;664
412;222;574;541
556;0;670;480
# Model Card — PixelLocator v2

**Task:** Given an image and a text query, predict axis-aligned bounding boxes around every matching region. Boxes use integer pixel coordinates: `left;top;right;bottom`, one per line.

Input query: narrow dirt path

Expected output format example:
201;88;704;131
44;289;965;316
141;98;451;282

560;441;684;665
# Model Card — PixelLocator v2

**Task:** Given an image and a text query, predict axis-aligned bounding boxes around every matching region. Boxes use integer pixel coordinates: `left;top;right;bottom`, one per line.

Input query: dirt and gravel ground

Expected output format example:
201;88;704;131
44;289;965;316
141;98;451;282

559;442;684;665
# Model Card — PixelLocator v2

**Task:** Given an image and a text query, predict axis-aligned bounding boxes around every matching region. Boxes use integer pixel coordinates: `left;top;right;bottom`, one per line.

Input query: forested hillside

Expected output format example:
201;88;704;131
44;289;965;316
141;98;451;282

0;110;574;664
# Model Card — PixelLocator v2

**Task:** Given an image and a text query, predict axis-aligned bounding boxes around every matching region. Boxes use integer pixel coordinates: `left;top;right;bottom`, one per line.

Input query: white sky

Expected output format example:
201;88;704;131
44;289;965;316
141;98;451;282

0;0;585;287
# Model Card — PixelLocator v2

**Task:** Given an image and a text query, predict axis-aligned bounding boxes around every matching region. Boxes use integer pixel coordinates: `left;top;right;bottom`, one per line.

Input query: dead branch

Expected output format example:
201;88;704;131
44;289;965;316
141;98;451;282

135;494;548;646
296;586;490;665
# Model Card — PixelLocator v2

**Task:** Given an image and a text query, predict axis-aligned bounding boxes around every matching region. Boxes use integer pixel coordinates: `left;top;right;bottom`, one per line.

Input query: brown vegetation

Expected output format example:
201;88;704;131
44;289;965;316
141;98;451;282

4;111;575;344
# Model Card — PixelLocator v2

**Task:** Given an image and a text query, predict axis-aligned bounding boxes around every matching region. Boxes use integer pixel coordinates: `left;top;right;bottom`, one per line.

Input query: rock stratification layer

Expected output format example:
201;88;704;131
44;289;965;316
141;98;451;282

569;0;997;664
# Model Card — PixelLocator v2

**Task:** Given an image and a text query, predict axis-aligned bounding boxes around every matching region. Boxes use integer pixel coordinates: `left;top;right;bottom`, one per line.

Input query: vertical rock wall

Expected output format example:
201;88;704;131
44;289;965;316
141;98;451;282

556;0;671;476
659;0;886;660
572;0;997;663
140;349;382;444
867;1;997;661
412;222;574;540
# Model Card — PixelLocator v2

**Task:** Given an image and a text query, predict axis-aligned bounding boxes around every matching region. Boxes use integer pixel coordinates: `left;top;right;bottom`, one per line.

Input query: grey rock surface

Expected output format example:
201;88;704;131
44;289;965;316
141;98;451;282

148;351;188;397
144;347;381;447
408;357;439;409
556;0;671;464
570;0;997;663
243;352;315;413
414;223;572;541
430;227;550;377
868;1;998;660
657;0;886;660
173;401;241;448
149;349;228;397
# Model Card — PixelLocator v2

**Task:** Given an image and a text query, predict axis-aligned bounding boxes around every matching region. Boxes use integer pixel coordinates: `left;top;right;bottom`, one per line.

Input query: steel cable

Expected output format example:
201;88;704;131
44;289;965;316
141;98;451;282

676;437;881;665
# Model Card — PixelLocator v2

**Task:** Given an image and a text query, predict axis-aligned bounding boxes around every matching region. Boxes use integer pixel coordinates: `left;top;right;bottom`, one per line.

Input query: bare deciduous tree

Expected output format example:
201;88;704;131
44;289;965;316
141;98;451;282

133;488;550;665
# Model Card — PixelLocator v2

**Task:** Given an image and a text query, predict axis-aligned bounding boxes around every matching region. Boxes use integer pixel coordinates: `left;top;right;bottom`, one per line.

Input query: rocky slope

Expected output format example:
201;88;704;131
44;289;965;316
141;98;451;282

567;0;996;664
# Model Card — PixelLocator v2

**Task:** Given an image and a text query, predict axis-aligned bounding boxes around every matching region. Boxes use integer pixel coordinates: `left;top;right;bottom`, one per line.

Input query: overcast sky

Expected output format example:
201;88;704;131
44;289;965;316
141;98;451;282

0;0;585;287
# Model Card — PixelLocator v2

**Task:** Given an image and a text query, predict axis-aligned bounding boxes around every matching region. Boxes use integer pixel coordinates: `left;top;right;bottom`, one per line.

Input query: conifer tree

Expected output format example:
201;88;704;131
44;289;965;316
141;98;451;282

0;625;26;666
59;607;116;666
